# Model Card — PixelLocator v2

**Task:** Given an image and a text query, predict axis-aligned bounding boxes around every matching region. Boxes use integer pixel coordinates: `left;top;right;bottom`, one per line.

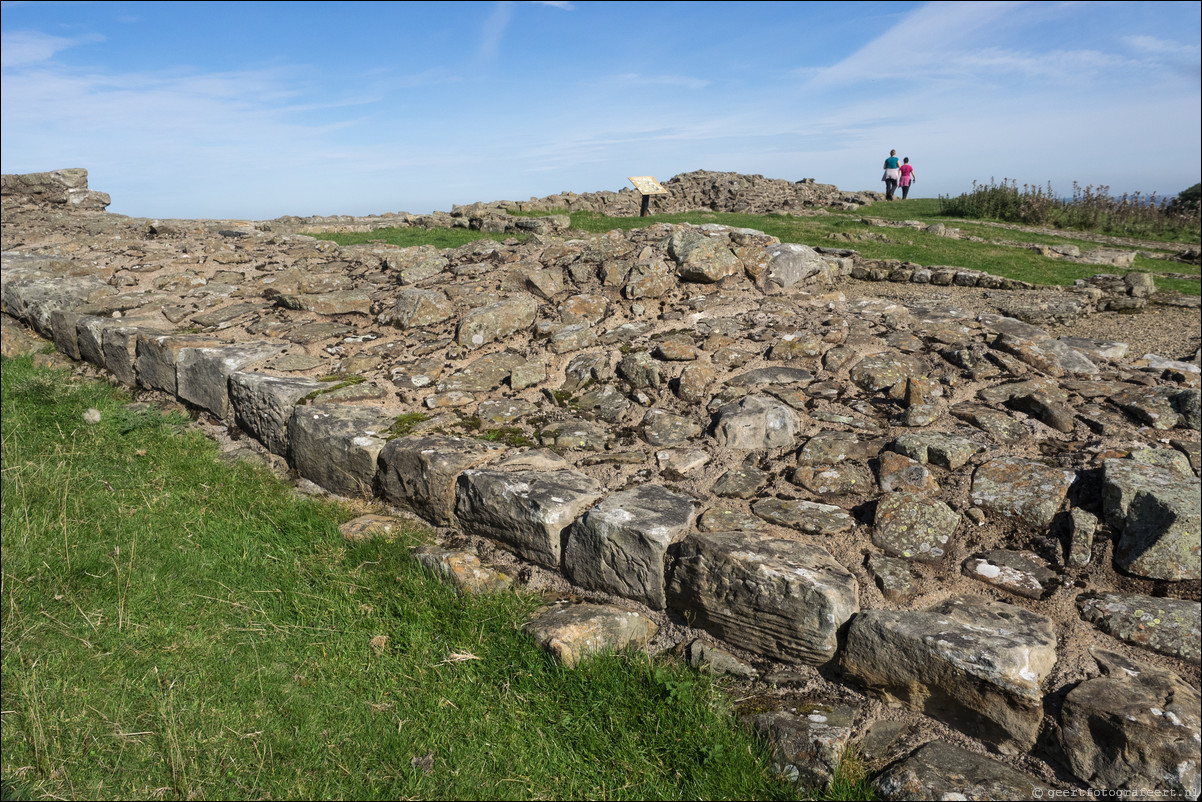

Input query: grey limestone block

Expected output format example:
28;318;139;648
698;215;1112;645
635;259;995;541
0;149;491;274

666;531;858;665
228;372;327;457
287;404;400;497
563;484;695;609
840;596;1057;754
454;468;604;569
376;435;506;527
176;342;285;419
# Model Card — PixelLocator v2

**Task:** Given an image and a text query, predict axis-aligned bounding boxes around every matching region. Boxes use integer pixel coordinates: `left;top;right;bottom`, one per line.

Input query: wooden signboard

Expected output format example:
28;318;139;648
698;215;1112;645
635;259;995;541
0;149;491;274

628;176;667;216
628;176;668;195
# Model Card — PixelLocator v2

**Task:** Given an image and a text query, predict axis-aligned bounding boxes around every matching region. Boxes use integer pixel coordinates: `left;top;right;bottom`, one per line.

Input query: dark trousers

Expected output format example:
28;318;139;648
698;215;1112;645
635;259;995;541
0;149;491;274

884;179;897;200
901;184;911;199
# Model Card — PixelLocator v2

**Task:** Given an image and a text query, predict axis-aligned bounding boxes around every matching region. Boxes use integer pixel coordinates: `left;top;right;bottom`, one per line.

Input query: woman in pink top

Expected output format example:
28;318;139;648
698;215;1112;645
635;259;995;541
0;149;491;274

899;158;916;200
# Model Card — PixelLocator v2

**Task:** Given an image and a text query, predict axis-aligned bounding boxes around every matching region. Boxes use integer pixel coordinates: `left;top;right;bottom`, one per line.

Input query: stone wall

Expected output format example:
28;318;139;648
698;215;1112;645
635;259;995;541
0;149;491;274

2;169;1200;800
1;167;111;211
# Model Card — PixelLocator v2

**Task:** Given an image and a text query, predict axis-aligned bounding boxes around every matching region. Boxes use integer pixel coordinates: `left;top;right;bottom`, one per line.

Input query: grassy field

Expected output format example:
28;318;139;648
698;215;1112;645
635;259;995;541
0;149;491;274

311;199;1199;296
0;356;848;801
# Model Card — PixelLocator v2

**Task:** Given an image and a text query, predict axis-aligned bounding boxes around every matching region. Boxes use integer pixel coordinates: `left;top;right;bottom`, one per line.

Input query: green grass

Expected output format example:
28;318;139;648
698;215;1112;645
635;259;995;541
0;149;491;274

0;356;836;801
564;209;1200;295
307;226;525;249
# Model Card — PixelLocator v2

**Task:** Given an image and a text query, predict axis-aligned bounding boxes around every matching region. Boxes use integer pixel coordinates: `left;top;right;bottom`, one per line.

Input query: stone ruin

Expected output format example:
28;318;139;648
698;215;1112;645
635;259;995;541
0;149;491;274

2;168;1200;800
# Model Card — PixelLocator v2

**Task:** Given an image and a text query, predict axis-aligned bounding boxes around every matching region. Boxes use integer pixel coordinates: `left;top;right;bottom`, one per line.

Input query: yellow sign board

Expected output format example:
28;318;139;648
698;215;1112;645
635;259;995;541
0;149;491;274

628;176;668;195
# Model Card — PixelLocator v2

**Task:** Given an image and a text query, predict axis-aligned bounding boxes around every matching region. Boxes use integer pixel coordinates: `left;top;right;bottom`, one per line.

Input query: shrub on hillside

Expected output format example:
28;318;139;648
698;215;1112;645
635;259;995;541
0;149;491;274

939;178;1200;241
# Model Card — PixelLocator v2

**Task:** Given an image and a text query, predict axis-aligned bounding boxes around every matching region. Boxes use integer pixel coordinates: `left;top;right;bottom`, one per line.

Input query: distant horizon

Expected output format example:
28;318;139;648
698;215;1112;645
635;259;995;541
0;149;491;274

3;1;1199;220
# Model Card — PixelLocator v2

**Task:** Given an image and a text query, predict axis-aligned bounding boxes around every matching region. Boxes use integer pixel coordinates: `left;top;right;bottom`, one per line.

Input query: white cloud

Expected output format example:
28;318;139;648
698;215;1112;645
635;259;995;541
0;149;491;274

479;1;515;62
0;30;100;68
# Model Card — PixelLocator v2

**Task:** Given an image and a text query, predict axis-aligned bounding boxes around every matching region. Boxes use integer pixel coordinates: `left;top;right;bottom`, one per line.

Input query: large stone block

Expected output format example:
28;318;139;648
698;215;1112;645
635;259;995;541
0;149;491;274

875;741;1054;801
1059;650;1200;800
176;343;284;419
455;294;538;350
287;405;399;497
228;372;327;456
1102;458;1201;581
666;531;858;664
377;435;506;526
970;456;1074;530
841;596;1057;753
563;484;695;609
2;275;113;337
711;394;800;450
135;333;222;394
454;469;604;568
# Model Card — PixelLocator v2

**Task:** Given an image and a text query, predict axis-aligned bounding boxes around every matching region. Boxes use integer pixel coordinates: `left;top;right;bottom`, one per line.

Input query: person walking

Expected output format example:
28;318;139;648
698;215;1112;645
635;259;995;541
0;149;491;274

899;157;916;200
882;149;900;201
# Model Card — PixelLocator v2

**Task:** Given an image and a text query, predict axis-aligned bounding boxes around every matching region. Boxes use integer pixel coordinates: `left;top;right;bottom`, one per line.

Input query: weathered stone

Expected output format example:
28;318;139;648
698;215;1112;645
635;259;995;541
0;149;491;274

1078;592;1201;663
176;342;284;419
745;702;856;791
849;352;924;392
522;602;658;668
381;288;453;328
767;331;824;361
641;408;702;446
727;366;813;387
475;398;537;425
867;553;915;602
455;294;538;350
799;431;882;464
574;384;632;424
764;242;829;289
439;352;525;394
791;462;875;496
971;457;1074;530
963;549;1057;599
675;363;716;403
875;450;939;493
654;447;710;474
841;597;1057;753
1059;649;1201;799
1008;391;1076;433
751;498;856;536
287;404;398;497
1102;458;1201;581
685;640;757;678
890;431;979;470
616;351;662;389
558;293;608;325
377;435;505;526
339;514;407;542
668;229;741;283
711;394;800;450
2;274;114;338
228;372;326;456
100;324;150;386
455;469;604;568
524;267;564;300
1068;507;1097;567
698;507;773;533
135;333;222;394
563;484;694;609
711;464;770;499
667;531;858;664
653;339;702;361
540;418;611;451
411;544;512;594
951;403;1031;444
874;741;1053;801
872;491;960;563
1111;385;1184;430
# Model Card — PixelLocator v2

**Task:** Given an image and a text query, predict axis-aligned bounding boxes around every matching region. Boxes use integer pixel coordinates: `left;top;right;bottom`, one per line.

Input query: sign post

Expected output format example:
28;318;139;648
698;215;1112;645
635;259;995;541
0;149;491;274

628;176;668;217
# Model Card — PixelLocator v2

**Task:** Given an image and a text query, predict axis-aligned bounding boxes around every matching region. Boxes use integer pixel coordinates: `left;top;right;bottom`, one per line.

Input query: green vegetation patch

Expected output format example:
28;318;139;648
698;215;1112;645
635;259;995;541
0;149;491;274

305;226;525;250
1;356;810;801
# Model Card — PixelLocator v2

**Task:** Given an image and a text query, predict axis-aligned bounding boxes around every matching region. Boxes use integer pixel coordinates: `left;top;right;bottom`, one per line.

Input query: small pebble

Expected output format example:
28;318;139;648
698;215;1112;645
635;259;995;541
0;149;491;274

83;408;102;425
966;507;986;526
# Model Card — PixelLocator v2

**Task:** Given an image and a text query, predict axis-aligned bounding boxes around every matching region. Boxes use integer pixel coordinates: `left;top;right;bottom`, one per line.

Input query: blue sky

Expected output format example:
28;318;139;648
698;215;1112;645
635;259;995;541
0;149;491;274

2;1;1199;219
